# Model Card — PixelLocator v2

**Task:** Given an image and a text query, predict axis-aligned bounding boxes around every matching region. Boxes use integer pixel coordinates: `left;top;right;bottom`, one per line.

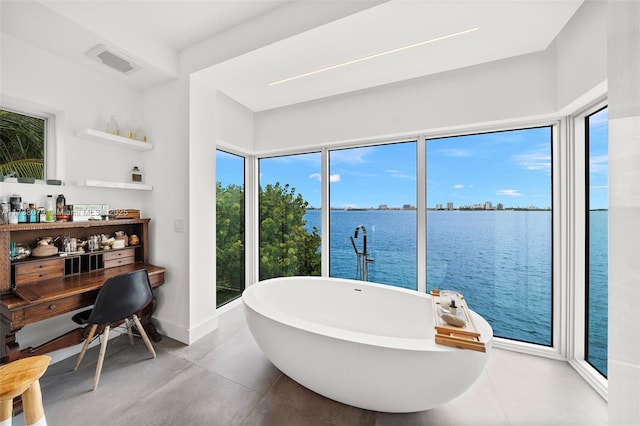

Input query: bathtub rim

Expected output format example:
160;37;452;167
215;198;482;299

242;276;493;353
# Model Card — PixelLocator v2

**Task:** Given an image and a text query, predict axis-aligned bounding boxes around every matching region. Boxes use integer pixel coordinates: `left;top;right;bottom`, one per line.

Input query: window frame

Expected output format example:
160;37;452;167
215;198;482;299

215;148;248;308
0;96;59;181
567;97;608;399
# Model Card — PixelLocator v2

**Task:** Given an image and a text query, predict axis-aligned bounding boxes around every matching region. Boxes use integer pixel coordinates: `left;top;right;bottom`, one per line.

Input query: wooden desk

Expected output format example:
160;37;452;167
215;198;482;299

0;219;166;364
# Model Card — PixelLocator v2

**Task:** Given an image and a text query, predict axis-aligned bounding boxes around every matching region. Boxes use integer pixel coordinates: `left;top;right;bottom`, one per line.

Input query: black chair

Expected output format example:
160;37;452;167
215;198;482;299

72;269;156;390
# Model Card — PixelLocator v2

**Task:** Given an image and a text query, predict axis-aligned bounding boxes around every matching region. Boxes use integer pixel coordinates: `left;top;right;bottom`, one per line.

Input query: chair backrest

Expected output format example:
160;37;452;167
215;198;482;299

86;269;153;324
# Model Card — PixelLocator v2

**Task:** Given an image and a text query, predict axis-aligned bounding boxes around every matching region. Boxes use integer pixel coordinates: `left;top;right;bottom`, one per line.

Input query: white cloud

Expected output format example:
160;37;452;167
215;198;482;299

386;169;415;180
497;189;523;197
309;173;341;182
590;155;608;173
453;184;464;189
330;147;375;164
439;148;473;157
513;146;551;174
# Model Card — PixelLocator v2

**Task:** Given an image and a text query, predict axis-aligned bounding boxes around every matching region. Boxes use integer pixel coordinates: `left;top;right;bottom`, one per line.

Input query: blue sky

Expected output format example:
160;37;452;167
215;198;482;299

218;117;608;210
588;107;609;210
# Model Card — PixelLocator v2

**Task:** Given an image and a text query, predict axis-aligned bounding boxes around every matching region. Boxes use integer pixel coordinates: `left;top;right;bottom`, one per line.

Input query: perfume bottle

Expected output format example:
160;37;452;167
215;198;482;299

131;166;143;183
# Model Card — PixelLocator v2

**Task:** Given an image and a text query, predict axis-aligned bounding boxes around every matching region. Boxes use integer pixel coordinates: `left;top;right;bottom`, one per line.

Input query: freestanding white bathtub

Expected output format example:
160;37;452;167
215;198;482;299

243;276;493;413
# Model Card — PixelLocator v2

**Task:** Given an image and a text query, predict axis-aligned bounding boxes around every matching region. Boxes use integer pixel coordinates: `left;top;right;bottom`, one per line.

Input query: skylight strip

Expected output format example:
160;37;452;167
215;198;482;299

268;27;479;86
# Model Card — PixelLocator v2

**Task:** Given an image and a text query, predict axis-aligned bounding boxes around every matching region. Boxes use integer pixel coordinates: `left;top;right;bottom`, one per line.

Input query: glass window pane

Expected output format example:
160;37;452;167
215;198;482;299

329;142;417;290
259;153;321;280
586;107;608;377
426;127;553;345
0;109;46;180
216;150;245;307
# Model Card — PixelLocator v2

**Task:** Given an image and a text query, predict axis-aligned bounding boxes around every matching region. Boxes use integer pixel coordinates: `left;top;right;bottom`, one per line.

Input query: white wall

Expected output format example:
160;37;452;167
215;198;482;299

606;1;640;424
187;76;219;342
0;34;147;363
554;0;608;111
216;91;254;150
140;76;192;343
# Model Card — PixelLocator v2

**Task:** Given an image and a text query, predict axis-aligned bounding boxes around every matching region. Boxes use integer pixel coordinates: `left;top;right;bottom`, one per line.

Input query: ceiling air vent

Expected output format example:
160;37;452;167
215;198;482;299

85;44;142;75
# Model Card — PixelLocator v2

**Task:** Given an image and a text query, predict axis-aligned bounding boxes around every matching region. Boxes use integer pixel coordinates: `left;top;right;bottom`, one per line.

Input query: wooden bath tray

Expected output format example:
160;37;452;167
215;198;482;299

430;289;486;353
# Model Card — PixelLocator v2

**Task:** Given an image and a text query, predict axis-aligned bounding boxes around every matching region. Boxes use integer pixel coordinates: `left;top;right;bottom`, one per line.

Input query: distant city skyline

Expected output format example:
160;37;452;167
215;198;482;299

218;118;607;210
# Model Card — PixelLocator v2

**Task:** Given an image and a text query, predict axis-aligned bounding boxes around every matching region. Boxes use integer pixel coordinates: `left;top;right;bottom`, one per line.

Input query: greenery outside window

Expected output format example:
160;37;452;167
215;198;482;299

0;108;46;180
258;153;321;281
216;150;246;307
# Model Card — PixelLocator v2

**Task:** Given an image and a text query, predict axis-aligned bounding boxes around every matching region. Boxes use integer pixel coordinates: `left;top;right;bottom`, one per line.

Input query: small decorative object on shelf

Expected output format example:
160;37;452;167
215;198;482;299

131;166;143;183
106;116;119;136
133;125;146;142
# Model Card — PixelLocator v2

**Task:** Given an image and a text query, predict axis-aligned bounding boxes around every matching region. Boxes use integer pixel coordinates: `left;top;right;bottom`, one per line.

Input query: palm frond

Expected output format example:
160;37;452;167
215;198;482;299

0;159;44;179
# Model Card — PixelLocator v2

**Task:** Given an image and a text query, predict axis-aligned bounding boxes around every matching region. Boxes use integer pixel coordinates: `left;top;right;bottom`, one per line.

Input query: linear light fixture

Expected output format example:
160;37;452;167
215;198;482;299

268;27;479;86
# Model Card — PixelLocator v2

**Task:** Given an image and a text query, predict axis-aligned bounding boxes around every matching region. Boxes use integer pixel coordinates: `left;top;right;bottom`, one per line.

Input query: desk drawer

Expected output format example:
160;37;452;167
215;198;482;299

103;248;135;269
103;248;135;262
15;259;65;285
24;293;95;323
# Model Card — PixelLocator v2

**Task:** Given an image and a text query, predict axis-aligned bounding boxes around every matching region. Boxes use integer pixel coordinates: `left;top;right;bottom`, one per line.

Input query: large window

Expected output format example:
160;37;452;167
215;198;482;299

328;142;417;289
426;127;553;345
0;108;46;180
258;153;321;280
586;106;608;377
216;150;245;307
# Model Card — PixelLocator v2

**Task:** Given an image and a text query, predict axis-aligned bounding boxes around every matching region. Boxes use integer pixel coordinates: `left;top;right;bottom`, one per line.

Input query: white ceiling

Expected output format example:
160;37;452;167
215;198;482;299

1;0;584;112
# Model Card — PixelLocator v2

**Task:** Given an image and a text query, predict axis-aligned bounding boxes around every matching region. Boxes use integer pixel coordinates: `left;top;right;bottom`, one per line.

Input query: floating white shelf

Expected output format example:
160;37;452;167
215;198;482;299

84;180;153;191
76;129;153;151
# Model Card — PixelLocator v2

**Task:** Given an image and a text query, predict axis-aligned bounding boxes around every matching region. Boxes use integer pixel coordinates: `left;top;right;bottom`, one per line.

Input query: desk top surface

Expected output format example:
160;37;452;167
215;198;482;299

1;263;165;310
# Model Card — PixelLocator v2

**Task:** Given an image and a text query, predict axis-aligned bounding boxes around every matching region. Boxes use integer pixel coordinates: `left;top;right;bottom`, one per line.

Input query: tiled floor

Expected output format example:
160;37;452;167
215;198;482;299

12;304;606;425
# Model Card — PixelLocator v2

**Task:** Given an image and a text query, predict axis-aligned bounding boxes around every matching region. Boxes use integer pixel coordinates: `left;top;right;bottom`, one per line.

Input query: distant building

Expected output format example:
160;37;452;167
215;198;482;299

497;203;504;210
485;201;492;210
402;204;416;210
378;204;389;210
447;202;454;210
436;203;443;210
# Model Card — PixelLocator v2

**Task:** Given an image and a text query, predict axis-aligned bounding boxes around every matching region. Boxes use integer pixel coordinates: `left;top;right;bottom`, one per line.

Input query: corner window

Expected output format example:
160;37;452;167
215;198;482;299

216;150;246;307
0;108;46;180
585;106;608;377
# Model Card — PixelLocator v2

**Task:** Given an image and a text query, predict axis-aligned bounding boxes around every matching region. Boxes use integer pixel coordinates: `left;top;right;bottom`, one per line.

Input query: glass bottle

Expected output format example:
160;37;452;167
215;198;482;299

56;194;66;216
106;116;119;136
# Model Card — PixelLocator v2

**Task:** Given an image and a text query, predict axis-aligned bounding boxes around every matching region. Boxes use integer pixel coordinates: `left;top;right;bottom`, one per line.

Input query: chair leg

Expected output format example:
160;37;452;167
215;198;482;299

74;324;97;371
93;325;110;391
125;318;134;345
132;314;156;358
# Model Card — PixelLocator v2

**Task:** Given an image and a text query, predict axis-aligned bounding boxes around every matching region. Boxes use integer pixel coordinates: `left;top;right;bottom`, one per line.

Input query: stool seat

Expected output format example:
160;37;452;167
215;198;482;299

0;356;50;400
0;355;51;426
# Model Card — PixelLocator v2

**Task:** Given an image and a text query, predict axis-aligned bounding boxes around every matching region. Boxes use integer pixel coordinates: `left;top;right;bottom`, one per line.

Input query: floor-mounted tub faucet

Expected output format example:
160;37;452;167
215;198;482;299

350;225;374;281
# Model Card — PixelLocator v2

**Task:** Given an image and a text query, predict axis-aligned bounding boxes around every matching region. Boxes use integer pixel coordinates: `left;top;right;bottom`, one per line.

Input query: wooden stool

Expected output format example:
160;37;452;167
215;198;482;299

0;356;51;426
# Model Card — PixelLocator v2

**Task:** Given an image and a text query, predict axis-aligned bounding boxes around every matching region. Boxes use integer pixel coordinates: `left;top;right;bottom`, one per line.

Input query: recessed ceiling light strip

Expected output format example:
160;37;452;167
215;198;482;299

268;27;479;86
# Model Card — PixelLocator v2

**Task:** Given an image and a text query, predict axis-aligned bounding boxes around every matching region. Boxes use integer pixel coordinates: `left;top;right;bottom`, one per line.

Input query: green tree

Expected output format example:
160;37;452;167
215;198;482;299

259;182;321;280
216;182;245;292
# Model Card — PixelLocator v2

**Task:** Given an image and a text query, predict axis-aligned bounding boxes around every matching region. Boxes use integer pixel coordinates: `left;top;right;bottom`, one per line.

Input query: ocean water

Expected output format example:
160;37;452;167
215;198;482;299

304;209;608;369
